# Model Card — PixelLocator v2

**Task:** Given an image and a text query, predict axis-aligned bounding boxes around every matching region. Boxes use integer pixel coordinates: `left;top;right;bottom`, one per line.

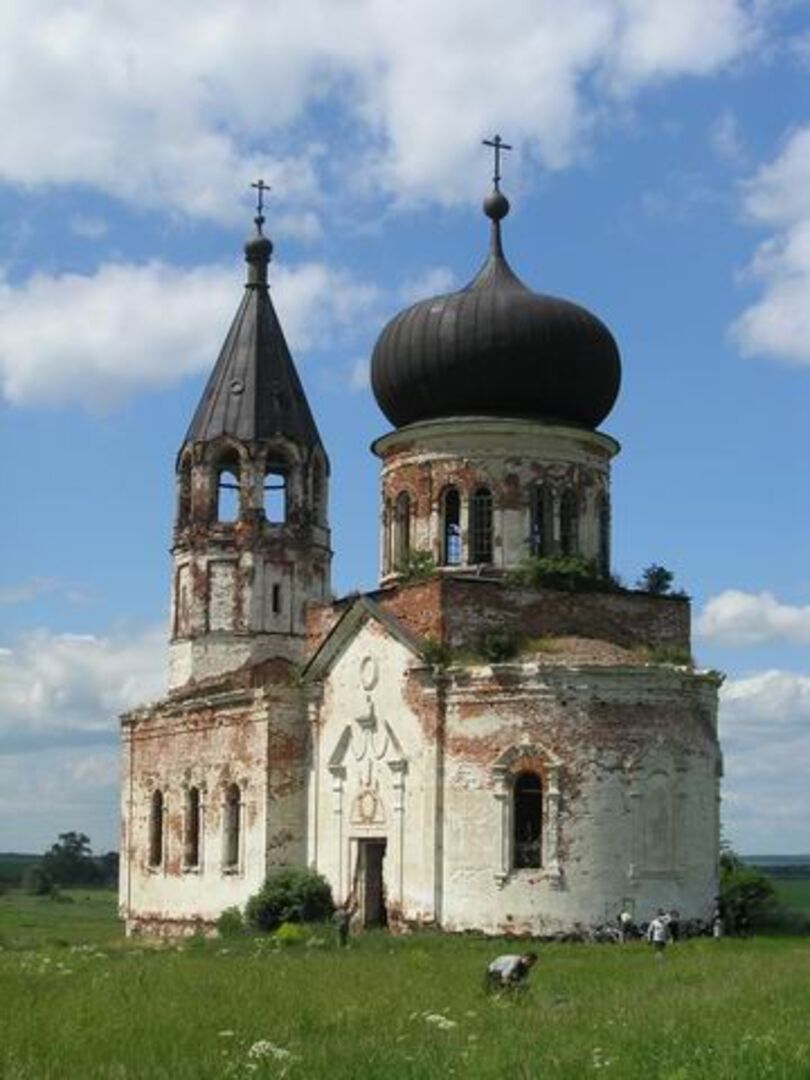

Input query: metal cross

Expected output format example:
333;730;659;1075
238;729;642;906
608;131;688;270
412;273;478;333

482;134;512;189
251;179;271;217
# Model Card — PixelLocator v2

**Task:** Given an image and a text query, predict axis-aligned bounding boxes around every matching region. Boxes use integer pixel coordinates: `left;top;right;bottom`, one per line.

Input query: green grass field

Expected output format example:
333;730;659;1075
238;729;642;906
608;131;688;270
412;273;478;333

773;877;810;915
1;891;809;1079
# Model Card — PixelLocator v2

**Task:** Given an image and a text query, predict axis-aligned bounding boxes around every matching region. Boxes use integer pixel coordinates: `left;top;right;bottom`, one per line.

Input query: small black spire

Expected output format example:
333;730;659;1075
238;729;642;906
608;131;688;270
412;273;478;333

245;179;273;286
482;135;512;256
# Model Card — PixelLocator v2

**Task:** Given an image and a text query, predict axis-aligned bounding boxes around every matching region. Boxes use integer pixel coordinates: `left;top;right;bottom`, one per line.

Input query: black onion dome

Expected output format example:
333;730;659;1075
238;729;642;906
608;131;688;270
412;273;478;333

371;192;621;431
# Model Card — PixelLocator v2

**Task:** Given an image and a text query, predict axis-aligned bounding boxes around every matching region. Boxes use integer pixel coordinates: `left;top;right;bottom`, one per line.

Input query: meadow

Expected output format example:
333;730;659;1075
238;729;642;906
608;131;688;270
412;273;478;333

1;891;809;1080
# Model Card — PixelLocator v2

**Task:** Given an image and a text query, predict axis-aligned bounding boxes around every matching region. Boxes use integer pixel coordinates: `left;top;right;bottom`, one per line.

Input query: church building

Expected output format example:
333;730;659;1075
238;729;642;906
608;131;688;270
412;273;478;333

119;158;722;936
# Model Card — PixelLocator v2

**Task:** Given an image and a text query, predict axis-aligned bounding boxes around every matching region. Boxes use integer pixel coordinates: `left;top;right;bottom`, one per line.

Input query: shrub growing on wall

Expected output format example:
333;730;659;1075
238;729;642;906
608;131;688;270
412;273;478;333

245;867;334;932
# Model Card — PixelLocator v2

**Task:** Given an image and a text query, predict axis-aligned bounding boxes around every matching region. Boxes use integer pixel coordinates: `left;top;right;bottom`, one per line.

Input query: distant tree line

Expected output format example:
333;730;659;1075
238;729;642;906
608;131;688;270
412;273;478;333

0;832;119;895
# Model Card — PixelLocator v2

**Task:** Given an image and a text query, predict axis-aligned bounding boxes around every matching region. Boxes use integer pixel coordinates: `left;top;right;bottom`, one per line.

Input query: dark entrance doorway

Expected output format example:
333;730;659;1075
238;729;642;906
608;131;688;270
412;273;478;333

357;838;387;927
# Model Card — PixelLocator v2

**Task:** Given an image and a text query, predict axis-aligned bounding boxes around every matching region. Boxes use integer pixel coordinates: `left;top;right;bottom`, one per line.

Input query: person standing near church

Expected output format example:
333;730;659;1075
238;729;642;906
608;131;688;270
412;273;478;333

646;909;670;958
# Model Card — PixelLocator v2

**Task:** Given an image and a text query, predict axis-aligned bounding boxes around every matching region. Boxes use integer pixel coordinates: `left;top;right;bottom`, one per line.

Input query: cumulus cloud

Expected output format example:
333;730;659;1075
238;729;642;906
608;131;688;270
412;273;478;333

719;669;810;851
0;747;120;852
730;126;810;364
0;258;381;409
398;267;457;305
0;624;166;752
696;589;810;646
0;577;92;606
0;1;762;217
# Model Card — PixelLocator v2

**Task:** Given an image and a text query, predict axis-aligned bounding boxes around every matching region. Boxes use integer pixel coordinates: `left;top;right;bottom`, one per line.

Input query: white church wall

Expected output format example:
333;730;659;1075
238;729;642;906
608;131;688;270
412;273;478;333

438;663;721;935
311;620;438;923
120;686;307;934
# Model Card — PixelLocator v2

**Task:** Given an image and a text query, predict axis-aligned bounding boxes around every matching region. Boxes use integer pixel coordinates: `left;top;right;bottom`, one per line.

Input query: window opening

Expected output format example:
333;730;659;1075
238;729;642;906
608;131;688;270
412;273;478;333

513;772;542;869
272;583;281;614
559;489;579;556
530;484;548;556
264;467;287;523
223;784;241;870
178;458;192;526
216;468;240;522
442;488;461;566
184;787;200;869
394;491;411;567
470;487;493;564
148;790;164;868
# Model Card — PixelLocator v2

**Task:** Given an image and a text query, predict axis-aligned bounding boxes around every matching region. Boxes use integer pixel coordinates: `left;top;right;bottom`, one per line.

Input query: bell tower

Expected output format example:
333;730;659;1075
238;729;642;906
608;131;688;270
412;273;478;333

169;187;331;690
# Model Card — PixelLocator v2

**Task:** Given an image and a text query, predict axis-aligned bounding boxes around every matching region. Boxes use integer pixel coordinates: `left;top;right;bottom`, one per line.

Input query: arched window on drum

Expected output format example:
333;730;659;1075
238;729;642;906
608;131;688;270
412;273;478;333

441;487;461;567
470;486;493;565
559;489;579;556
393;491;411;568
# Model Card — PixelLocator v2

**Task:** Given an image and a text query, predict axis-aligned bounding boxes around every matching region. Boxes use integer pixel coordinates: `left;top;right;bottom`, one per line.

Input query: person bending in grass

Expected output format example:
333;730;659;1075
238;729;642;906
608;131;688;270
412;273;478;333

485;951;538;992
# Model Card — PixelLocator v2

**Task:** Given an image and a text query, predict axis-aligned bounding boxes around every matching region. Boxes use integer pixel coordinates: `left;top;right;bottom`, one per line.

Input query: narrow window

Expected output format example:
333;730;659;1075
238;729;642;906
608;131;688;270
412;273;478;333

177;457;192;526
394;491;411;567
598;492;611;577
559;489;579;556
470;487;493;564
216;452;241;523
530;484;548;556
441;488;461;566
148;790;164;868
223;784;241;870
513;772;542;869
272;583;281;614
383;498;393;575
264;466;287;523
184;787;200;869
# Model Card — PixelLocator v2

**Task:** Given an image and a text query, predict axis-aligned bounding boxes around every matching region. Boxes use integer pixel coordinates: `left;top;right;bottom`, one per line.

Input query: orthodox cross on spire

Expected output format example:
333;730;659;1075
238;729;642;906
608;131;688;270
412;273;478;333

482;134;512;191
250;178;271;230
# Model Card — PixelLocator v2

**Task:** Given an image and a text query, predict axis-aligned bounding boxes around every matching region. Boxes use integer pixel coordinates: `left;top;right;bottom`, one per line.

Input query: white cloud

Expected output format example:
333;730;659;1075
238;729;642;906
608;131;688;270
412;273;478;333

696;589;810;646
719;669;810;852
347;357;370;394
0;258;381;409
710;110;746;165
730;126;810;364
0;577;92;606
0;747;119;852
69;214;109;240
0;624;166;752
398;267;456;305
0;1;762;218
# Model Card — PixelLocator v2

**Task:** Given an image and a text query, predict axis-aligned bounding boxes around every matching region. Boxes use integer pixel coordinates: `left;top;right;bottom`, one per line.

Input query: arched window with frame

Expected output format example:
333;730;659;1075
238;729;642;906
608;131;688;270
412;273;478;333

263;459;287;523
470;486;493;565
513;771;543;869
530;483;549;556
393;491;411;568
559;488;579;556
598;491;611;577
215;450;241;523
148;790;164;868
441;487;461;566
223;783;241;870
184;786;201;869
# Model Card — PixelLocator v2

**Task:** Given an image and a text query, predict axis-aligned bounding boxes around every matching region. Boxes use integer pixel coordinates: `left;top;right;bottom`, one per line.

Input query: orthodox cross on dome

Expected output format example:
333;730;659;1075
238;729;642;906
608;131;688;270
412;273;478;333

482;134;512;191
250;178;271;230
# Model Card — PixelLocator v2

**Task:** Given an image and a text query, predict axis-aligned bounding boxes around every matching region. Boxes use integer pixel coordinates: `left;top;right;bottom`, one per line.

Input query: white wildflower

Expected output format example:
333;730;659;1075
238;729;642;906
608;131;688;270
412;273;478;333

424;1013;457;1031
247;1040;293;1061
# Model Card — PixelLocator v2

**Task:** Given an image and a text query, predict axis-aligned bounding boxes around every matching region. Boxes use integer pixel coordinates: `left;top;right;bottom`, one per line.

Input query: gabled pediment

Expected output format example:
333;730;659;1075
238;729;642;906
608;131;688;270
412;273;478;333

302;595;423;683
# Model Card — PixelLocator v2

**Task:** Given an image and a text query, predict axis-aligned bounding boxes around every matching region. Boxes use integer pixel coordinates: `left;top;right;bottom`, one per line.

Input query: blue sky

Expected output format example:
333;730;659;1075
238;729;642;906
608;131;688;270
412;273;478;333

1;0;809;856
